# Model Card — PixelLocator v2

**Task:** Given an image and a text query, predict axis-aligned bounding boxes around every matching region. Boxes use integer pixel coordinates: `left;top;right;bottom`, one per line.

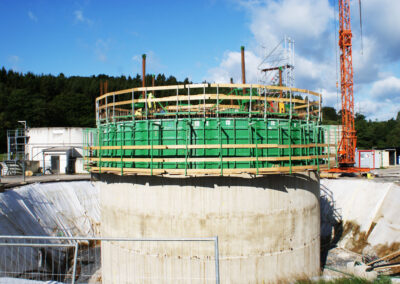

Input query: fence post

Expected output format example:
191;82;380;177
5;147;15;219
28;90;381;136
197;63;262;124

214;236;220;284
71;242;79;284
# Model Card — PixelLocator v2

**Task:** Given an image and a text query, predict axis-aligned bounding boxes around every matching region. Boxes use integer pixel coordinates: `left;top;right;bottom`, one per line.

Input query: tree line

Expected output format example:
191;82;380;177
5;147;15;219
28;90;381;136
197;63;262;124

322;106;400;149
0;67;188;152
0;67;398;152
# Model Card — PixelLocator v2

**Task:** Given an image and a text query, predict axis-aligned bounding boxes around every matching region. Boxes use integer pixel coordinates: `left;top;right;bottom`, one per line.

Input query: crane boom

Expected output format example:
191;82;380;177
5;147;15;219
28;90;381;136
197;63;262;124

338;0;356;167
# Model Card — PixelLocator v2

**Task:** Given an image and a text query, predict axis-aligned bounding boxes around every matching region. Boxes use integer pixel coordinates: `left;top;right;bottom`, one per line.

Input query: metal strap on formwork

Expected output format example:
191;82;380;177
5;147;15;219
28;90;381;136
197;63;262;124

98;129;102;174
185;120;189;176
318;93;322;122
248;120;253;169
176;87;179;119
218;119;223;175
113;93;115;122
300;125;306;166
203;118;206;169
132;90;135;121
249;85;253;118
255;123;259;175
105;96;108;123
327;126;331;170
150;122;154;176
307;91;310;122
315;126;320;171
308;124;311;164
335;126;338;167
263;87;267;120
188;85;191;119
289;89;293;120
264;118;269;167
216;85;219;118
145;89;148;119
289;120;292;174
120;124;124;176
203;85;206;117
278;121;282;166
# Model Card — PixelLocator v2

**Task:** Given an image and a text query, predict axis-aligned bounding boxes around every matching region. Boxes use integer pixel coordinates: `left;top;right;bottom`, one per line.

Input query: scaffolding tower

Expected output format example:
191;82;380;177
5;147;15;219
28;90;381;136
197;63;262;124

7;128;28;161
258;36;295;90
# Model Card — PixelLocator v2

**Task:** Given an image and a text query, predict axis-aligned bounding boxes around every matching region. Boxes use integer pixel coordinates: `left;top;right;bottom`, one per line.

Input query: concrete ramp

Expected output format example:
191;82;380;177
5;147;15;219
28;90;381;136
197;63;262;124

321;178;400;256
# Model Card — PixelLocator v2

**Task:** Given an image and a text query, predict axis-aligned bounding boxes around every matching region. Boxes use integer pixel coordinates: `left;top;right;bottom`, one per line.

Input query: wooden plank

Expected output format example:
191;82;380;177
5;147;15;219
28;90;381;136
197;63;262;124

165;104;240;111
209;83;321;97
367;250;400;266
89;154;332;163
97;83;321;103
372;264;400;270
97;93;310;110
97;84;209;101
294;102;319;110
89;164;329;176
88;143;330;151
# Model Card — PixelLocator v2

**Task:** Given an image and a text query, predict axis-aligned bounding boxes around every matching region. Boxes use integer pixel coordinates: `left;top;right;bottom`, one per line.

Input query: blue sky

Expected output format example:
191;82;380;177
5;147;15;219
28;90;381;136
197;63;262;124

0;0;250;80
1;0;400;120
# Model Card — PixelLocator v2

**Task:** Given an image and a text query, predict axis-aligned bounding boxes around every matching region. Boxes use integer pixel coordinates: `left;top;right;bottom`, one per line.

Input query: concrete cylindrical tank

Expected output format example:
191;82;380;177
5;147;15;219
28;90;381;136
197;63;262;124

98;172;320;283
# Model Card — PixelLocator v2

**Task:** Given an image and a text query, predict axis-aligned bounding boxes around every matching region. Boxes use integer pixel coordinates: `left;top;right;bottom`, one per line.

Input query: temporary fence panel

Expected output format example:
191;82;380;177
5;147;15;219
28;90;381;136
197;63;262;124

0;236;220;284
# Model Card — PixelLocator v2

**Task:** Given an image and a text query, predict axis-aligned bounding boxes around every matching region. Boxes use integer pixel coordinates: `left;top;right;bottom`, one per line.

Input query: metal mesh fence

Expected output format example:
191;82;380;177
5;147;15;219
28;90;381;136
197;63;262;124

0;236;219;284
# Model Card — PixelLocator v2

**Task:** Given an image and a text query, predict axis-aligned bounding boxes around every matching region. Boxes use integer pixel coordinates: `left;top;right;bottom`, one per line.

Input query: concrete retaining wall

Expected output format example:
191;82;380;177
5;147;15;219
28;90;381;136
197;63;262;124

97;172;321;283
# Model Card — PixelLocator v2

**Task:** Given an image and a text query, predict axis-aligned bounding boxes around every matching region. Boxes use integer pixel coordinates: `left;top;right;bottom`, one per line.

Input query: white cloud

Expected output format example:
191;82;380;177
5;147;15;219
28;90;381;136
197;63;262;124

131;51;166;75
359;0;400;62
95;39;110;62
206;49;260;83
8;55;21;71
28;11;38;22
74;10;92;25
355;99;399;121
371;76;400;101
132;55;140;62
206;0;400;120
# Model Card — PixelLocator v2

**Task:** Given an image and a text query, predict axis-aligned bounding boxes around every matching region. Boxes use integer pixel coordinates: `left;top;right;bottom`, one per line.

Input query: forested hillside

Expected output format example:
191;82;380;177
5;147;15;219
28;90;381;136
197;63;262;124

0;67;187;152
1;67;398;153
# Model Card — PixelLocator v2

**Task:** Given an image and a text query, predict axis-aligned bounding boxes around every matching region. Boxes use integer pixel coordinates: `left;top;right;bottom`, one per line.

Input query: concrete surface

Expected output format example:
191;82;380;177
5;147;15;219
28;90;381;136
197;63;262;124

97;172;321;283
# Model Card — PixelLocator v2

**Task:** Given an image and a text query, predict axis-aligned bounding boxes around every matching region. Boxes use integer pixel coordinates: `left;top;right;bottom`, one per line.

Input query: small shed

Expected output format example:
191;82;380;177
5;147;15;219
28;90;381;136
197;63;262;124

356;150;375;169
25;127;87;174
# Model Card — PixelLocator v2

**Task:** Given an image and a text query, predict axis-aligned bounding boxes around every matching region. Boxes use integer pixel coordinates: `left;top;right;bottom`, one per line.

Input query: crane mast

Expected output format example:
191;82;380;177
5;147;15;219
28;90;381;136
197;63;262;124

338;0;356;167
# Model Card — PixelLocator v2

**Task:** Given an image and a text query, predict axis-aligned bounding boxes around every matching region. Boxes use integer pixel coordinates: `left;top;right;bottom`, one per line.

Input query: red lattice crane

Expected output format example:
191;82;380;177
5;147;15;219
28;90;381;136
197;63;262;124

337;0;356;168
329;0;368;173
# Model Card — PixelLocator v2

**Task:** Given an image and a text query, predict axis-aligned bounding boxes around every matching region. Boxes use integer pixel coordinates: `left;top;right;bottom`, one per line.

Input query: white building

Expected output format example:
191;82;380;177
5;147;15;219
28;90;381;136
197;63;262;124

25;127;87;174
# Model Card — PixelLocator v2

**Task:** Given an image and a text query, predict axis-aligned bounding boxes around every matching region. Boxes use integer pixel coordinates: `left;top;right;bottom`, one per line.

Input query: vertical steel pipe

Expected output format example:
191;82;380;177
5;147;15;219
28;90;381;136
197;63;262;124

241;46;246;95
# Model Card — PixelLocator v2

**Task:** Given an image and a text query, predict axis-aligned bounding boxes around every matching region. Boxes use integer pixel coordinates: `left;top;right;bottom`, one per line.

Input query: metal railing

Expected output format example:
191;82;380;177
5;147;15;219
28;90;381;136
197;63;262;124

0;235;220;284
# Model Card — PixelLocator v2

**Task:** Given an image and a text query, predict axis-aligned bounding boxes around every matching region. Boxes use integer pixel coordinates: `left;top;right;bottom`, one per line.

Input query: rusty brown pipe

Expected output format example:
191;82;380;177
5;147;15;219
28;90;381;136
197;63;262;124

241;46;246;95
142;54;146;98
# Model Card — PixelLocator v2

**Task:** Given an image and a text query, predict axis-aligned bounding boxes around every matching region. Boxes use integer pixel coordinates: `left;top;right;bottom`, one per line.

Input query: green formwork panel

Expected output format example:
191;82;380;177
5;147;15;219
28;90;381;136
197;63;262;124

89;117;326;171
